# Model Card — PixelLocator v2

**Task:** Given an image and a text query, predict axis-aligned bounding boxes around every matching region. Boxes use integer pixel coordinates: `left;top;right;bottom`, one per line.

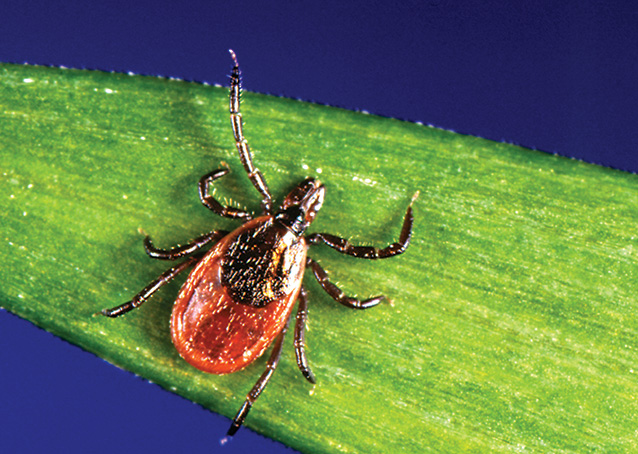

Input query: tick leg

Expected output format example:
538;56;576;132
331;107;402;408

229;50;273;214
100;256;199;317
306;193;417;259
227;318;290;436
199;169;252;220
307;258;384;309
144;230;229;260
294;286;316;384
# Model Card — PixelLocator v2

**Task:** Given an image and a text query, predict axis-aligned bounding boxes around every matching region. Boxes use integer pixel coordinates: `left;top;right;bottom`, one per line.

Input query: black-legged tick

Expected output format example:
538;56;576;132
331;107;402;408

101;50;416;436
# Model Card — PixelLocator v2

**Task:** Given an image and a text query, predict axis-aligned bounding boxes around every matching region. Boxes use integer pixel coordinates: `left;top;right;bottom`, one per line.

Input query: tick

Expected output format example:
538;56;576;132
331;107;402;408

101;50;416;436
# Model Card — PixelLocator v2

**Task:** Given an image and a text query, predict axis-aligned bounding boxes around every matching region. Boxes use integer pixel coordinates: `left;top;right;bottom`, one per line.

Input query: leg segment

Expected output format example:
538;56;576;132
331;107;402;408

306;193;417;259
307;258;384;309
228;50;273;214
293;286;316;384
101;256;199;317
144;230;229;260
227;318;290;436
199;169;252;220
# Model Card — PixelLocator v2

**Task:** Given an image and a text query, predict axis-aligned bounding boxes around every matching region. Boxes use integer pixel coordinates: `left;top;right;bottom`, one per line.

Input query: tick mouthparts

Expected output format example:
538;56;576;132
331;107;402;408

301;184;324;210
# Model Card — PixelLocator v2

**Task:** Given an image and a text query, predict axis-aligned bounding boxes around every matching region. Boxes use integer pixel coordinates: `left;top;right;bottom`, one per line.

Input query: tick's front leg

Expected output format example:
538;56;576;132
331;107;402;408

307;192;417;259
228;50;273;214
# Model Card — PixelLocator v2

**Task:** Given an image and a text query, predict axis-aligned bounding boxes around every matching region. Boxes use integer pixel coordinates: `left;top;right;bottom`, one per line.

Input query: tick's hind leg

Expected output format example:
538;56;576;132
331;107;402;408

199;169;252;220
307;258;384;309
294;286;316;384
227;317;290;436
306;192;417;259
228;50;273;214
100;255;200;317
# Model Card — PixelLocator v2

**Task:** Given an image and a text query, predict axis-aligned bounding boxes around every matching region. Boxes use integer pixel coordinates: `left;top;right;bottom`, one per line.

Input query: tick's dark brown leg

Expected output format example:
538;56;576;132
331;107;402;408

100;256;199;317
307;258;384;309
227;318;290;436
229;50;273;215
306;193;416;259
144;230;229;260
199;169;252;220
294;286;316;384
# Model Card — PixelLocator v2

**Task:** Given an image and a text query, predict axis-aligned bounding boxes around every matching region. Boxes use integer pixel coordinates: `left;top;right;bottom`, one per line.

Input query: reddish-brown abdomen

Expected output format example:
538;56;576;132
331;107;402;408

171;216;306;374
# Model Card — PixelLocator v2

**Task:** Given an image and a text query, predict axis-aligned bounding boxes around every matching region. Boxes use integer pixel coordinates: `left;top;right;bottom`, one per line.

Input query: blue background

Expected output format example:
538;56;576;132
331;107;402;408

1;1;637;453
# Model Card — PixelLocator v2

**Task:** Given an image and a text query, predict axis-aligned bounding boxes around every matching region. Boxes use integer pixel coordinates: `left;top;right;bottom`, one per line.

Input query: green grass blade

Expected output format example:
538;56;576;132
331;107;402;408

2;63;638;453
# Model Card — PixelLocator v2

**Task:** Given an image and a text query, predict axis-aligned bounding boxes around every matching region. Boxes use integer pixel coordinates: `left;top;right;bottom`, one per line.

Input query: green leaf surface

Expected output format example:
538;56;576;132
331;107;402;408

1;63;637;453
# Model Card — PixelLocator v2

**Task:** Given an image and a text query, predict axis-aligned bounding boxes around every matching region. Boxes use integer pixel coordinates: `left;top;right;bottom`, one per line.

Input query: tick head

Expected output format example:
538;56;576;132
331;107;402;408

276;178;326;235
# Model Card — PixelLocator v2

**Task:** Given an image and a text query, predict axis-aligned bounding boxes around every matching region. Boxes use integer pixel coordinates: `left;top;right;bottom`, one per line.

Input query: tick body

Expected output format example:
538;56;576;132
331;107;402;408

102;50;416;436
172;215;309;374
